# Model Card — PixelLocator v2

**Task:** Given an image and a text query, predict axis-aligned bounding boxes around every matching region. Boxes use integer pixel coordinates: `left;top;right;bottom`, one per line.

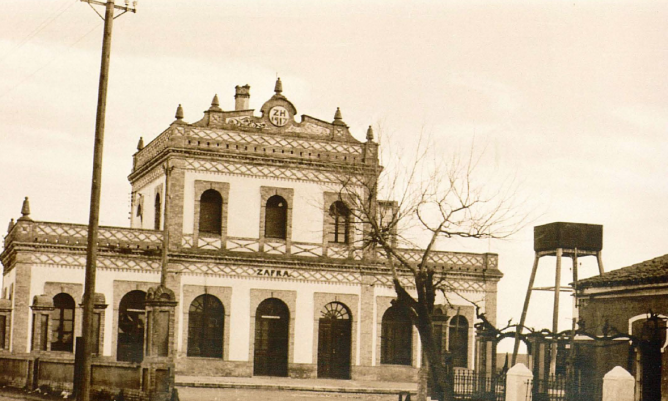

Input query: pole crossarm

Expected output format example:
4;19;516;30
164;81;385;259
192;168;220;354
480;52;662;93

80;0;137;20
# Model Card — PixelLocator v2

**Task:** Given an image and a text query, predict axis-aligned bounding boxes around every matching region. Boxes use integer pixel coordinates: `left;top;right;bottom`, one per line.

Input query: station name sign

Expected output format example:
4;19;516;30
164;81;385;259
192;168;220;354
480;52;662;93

255;268;292;277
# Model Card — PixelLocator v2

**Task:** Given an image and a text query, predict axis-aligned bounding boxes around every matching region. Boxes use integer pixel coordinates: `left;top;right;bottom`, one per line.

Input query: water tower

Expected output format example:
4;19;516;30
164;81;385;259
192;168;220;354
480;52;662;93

511;222;604;374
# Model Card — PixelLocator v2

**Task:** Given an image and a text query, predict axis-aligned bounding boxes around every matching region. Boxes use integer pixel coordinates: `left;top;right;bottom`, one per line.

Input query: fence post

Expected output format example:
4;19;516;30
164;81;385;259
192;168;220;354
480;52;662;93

505;364;532;401
602;366;634;401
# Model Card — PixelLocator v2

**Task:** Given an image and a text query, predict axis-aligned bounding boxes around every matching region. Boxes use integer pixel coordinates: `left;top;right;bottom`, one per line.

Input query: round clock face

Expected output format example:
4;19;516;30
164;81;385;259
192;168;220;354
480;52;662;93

269;106;290;127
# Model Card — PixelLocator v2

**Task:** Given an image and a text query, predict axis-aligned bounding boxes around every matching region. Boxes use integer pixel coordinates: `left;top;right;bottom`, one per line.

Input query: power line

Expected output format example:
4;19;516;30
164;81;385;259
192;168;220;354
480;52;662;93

0;21;101;102
0;0;77;64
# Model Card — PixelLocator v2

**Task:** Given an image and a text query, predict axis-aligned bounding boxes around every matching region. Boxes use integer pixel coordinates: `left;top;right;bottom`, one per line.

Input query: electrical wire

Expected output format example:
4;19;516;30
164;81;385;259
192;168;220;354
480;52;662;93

0;0;77;64
0;21;102;102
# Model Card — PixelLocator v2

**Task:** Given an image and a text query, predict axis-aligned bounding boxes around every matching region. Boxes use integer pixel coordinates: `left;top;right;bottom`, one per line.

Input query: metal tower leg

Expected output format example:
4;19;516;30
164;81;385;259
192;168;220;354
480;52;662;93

512;254;540;366
550;248;563;376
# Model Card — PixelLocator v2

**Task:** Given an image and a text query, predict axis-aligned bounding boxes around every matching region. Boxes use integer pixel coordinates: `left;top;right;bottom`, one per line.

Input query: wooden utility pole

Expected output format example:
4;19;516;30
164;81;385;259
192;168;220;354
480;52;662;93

78;1;136;400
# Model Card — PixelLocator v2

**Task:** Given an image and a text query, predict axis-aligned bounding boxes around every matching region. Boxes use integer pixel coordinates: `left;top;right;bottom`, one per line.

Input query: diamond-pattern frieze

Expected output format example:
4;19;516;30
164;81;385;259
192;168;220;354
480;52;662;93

134;128;173;169
185;128;363;156
185;159;345;184
31;252;159;271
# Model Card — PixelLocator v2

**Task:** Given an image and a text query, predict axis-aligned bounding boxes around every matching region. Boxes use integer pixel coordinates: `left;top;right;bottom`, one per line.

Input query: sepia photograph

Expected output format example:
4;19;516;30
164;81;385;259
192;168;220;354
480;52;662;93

0;1;666;400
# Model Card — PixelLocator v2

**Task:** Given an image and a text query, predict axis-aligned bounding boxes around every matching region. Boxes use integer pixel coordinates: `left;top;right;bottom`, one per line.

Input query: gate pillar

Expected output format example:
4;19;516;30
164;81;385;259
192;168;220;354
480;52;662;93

475;321;497;379
526;332;550;395
142;285;178;401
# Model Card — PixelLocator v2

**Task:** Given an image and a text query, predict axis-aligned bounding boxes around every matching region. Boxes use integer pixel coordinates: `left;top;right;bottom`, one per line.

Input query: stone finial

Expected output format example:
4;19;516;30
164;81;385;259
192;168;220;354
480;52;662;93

274;77;283;94
175;104;184;120
137;137;144;151
209;94;222;112
333;107;345;126
366;125;374;141
18;197;31;221
7;218;14;233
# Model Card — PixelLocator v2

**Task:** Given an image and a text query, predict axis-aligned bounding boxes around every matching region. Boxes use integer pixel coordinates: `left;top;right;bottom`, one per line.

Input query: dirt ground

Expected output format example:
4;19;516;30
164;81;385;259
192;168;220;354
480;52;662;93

177;387;402;401
0;387;404;401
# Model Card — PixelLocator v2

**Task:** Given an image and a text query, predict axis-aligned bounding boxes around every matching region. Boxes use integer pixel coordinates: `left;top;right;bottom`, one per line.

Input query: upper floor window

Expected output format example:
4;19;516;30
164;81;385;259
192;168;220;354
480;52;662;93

51;293;75;352
265;195;287;239
327;201;350;244
199;189;223;235
154;193;161;230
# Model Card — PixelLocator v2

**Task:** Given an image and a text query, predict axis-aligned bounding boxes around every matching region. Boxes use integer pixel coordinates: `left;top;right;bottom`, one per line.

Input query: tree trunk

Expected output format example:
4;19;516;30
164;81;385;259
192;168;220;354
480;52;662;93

415;312;454;401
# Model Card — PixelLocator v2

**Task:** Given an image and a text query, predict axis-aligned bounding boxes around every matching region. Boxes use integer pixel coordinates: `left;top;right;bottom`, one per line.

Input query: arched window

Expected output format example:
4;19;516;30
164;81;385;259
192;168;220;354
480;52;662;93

154;193;161;230
265;195;287;239
51;293;75;352
199;190;223;236
448;315;468;368
188;294;224;358
327;201;350;244
117;290;146;363
381;303;412;365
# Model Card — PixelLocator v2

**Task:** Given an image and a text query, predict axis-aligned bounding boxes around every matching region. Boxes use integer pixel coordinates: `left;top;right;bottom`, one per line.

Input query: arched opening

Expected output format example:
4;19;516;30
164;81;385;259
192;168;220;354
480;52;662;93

318;302;352;379
198;190;223;236
265;195;287;239
51;293;75;352
327;201;350;244
117;290;146;363
448;315;469;368
381;303;412;365
188;294;224;358
254;298;289;376
154;193;161;230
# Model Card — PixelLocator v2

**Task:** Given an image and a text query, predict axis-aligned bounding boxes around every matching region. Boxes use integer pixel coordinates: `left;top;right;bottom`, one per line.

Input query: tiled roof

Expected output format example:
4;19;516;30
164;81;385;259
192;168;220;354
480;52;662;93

578;254;668;289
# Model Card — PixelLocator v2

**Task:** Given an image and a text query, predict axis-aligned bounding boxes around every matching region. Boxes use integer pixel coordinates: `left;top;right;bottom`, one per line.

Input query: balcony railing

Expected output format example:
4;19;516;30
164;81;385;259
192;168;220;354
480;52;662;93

4;221;498;274
5;220;163;251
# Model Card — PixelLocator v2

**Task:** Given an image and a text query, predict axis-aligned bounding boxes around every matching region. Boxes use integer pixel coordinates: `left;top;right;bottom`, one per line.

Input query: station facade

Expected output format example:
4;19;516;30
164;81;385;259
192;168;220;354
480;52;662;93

0;79;501;382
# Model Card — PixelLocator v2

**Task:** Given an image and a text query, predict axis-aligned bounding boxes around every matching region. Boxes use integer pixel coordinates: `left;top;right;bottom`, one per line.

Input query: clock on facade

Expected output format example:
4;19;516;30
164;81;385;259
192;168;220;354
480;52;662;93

269;106;290;127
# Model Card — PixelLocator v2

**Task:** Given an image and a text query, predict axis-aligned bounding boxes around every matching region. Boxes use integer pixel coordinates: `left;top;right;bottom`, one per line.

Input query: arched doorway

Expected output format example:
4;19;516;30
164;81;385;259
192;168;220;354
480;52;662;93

318;302;351;379
117;290;146;363
634;316;665;401
381;303;412;365
254;298;289;376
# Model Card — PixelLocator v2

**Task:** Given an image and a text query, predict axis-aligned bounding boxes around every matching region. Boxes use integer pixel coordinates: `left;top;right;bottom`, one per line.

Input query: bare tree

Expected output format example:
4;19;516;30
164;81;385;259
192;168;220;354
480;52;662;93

329;127;527;401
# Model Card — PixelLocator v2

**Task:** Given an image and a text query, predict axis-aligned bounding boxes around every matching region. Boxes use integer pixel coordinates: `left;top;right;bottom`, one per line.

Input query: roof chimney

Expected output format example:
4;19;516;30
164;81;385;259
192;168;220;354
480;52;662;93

235;85;250;110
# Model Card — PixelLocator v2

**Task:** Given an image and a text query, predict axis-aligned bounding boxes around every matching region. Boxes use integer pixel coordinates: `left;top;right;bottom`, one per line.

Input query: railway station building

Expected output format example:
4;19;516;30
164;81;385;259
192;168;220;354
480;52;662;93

0;79;502;382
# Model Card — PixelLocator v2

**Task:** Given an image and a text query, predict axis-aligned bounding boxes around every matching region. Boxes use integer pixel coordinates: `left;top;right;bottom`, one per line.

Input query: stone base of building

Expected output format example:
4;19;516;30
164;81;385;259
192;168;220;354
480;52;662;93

175;356;418;382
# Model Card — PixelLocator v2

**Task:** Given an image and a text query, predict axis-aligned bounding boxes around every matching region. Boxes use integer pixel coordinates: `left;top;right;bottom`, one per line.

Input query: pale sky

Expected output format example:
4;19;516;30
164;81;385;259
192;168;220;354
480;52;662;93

1;0;667;351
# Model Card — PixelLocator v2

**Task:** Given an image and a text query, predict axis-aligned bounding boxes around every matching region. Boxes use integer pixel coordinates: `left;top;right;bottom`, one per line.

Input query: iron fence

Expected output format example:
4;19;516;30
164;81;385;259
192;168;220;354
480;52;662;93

453;370;506;401
526;375;602;401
